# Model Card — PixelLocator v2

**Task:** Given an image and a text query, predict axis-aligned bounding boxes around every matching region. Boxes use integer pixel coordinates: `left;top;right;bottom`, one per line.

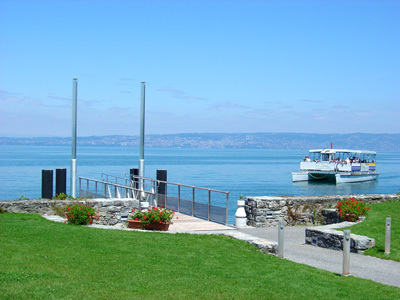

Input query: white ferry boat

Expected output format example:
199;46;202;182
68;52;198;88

292;149;379;183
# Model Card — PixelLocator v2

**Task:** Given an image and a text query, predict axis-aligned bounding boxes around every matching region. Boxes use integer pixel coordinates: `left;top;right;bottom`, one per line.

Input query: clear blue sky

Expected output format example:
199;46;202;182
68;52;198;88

1;0;399;137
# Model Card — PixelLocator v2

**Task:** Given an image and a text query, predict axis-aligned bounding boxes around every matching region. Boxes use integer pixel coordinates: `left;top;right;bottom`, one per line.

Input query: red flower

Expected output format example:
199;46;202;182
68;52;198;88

89;220;93;224
135;218;138;220
144;216;147;219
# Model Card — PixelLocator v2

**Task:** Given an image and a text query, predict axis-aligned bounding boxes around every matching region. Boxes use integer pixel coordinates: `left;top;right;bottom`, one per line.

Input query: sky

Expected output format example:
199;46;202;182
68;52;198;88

0;0;399;137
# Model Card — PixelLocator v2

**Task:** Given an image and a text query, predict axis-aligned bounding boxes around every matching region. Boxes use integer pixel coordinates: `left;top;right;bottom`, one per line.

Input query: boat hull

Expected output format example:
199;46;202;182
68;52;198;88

291;172;310;182
292;171;379;183
335;173;379;183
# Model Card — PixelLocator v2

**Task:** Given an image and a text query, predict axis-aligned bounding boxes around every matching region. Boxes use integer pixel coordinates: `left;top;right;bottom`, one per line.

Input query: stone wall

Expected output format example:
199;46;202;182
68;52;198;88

305;223;375;253
0;198;140;226
245;194;399;227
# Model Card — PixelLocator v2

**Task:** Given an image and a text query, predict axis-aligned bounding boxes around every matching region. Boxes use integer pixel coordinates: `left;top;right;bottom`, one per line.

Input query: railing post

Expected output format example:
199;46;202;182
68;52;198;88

226;193;229;225
192;187;195;216
78;177;81;198
342;230;351;276
86;178;89;198
385;218;391;254
178;185;181;211
208;190;211;221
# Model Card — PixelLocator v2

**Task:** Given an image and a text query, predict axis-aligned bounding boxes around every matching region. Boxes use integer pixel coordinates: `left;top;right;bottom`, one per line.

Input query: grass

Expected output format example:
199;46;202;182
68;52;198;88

1;213;400;299
341;200;400;262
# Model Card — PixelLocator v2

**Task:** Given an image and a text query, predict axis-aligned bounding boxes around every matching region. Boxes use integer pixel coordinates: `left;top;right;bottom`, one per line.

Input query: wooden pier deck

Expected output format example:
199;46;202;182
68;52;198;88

168;212;235;232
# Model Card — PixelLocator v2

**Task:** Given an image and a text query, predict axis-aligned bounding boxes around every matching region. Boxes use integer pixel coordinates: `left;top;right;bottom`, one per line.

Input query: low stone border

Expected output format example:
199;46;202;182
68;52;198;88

0;199;140;226
305;222;375;253
221;231;278;254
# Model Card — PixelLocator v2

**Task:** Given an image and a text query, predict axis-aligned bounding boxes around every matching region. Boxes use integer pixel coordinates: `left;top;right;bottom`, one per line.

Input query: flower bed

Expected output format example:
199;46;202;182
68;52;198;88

336;197;370;222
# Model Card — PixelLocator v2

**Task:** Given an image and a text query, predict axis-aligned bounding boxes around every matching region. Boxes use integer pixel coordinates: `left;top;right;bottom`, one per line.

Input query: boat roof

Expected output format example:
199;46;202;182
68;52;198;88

309;149;376;155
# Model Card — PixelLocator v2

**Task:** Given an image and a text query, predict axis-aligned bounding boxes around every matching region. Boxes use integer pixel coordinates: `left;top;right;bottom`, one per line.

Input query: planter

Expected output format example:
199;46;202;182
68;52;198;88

344;214;358;222
127;219;143;229
145;221;172;231
127;219;172;231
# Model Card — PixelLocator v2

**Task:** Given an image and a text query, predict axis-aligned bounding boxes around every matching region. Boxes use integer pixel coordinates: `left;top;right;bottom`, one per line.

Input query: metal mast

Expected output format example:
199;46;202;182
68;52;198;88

139;82;146;200
71;78;78;198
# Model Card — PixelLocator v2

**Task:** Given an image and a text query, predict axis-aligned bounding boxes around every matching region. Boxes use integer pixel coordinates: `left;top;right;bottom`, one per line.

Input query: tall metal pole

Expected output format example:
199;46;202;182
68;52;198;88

139;82;148;208
71;78;78;198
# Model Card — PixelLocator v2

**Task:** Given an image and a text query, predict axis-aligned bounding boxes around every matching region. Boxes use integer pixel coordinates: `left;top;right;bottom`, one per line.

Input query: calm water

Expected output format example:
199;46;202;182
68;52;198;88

1;145;399;222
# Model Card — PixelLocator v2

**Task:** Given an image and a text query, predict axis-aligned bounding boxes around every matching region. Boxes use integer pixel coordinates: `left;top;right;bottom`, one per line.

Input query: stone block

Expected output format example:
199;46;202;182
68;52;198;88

255;215;266;223
107;206;120;213
257;201;266;208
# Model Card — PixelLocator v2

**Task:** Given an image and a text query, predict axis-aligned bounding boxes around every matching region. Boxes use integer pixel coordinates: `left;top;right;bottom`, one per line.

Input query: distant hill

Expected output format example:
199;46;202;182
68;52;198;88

0;133;399;151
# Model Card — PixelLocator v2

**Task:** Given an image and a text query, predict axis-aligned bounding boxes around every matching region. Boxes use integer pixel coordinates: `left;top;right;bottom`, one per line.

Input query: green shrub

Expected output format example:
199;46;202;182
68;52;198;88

53;193;73;200
17;194;29;200
65;202;98;225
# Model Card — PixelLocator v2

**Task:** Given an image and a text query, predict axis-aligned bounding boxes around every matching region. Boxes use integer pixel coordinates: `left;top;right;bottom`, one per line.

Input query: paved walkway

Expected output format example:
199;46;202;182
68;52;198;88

238;226;400;288
43;213;400;288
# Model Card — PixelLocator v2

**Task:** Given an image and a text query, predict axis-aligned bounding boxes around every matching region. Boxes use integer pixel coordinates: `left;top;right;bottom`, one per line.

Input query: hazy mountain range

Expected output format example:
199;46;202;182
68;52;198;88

1;133;399;151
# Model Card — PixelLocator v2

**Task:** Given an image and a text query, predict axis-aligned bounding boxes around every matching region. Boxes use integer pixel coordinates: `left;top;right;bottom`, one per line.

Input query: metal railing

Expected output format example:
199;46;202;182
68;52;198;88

80;173;230;225
78;176;156;202
155;179;229;225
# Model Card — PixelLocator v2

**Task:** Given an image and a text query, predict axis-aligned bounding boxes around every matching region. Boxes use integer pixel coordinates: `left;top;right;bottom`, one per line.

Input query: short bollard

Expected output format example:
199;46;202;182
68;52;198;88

278;218;284;258
385;218;391;254
235;199;247;228
342;230;351;276
55;168;67;196
41;169;53;199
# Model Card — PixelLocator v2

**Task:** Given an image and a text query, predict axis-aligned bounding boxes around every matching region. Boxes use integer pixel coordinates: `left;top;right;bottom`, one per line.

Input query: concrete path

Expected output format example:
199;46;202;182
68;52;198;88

43;214;400;288
238;226;400;288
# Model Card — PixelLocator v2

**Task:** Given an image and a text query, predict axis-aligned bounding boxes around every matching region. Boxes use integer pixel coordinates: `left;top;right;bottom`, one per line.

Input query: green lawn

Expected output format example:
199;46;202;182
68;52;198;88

342;200;400;262
1;213;399;299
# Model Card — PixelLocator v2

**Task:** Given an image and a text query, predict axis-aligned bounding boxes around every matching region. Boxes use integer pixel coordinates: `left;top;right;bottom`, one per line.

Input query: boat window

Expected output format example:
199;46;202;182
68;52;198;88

321;154;329;161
